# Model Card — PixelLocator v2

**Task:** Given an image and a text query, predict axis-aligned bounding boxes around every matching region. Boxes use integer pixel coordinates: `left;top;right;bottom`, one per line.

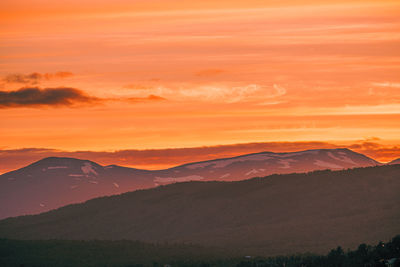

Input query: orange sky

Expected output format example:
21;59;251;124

1;0;400;172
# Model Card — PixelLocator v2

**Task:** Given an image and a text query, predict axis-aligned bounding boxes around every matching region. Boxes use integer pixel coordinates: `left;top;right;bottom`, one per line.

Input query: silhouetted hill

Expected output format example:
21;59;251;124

1;165;399;256
0;148;379;219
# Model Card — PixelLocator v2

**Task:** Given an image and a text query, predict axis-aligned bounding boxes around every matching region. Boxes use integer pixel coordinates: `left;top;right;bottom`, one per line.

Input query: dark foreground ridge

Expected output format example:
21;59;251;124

0;165;399;256
0;235;399;267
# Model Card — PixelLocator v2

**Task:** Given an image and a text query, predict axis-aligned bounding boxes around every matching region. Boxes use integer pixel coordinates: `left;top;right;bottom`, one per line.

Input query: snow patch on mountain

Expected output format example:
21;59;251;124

155;175;204;183
186;154;274;169
245;169;259;176
314;160;343;169
185;162;213;169
327;152;356;165
185;151;332;170
220;173;231;178
369;159;379;164
213;154;273;168
48;166;68;170
69;174;84;177
280;150;319;157
81;163;98;176
278;159;297;169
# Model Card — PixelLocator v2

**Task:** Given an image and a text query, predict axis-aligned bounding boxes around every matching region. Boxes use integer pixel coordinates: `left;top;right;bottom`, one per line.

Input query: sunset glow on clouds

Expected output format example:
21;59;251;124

1;0;400;172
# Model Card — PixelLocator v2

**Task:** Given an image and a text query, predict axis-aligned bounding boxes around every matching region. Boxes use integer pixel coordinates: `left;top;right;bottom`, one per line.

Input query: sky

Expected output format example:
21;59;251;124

1;0;400;173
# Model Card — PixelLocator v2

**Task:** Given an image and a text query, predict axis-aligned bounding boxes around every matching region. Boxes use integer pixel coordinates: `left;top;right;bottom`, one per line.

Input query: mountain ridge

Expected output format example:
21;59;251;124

1;164;399;256
0;148;381;219
4;148;380;173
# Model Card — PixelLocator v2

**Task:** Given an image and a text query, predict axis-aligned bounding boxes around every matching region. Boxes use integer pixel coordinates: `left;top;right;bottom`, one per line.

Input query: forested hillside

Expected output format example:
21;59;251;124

0;236;399;266
1;165;399;255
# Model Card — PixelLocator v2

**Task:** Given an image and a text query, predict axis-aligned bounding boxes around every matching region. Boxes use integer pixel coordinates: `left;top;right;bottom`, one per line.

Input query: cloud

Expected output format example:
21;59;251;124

347;141;400;163
177;84;258;102
127;94;166;102
1;140;399;174
0;87;99;108
176;83;286;103
371;82;400;88
3;72;74;84
121;82;287;103
0;86;166;108
272;84;287;96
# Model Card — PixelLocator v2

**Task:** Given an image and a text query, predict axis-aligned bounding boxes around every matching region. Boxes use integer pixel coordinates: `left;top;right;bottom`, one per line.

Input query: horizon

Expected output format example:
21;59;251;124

1;146;395;175
1;0;400;175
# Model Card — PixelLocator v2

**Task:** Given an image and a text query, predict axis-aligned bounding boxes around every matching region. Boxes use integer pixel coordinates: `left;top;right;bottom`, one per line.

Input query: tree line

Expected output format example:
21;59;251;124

0;235;399;267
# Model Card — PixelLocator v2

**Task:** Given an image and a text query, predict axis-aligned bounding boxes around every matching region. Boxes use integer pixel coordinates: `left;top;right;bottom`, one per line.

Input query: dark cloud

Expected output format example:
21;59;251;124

0;87;167;108
0;87;99;108
3;72;73;84
2;140;399;174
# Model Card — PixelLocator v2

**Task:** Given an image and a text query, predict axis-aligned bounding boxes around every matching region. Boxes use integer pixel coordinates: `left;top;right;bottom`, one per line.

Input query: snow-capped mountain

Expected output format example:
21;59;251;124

0;148;380;219
0;157;155;219
155;148;379;183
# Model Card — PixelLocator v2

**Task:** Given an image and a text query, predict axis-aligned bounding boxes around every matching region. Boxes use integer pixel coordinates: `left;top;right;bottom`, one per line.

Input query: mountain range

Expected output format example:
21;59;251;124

0;148;381;219
1;164;399;256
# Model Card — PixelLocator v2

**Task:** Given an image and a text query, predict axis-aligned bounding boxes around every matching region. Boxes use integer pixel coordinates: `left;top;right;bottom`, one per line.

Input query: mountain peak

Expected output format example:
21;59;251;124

30;157;102;168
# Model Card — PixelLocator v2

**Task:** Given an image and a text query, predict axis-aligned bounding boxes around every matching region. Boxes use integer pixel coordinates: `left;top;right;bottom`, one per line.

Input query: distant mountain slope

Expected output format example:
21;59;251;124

0;148;380;219
159;148;379;183
1;165;399;256
389;158;400;165
0;157;155;219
